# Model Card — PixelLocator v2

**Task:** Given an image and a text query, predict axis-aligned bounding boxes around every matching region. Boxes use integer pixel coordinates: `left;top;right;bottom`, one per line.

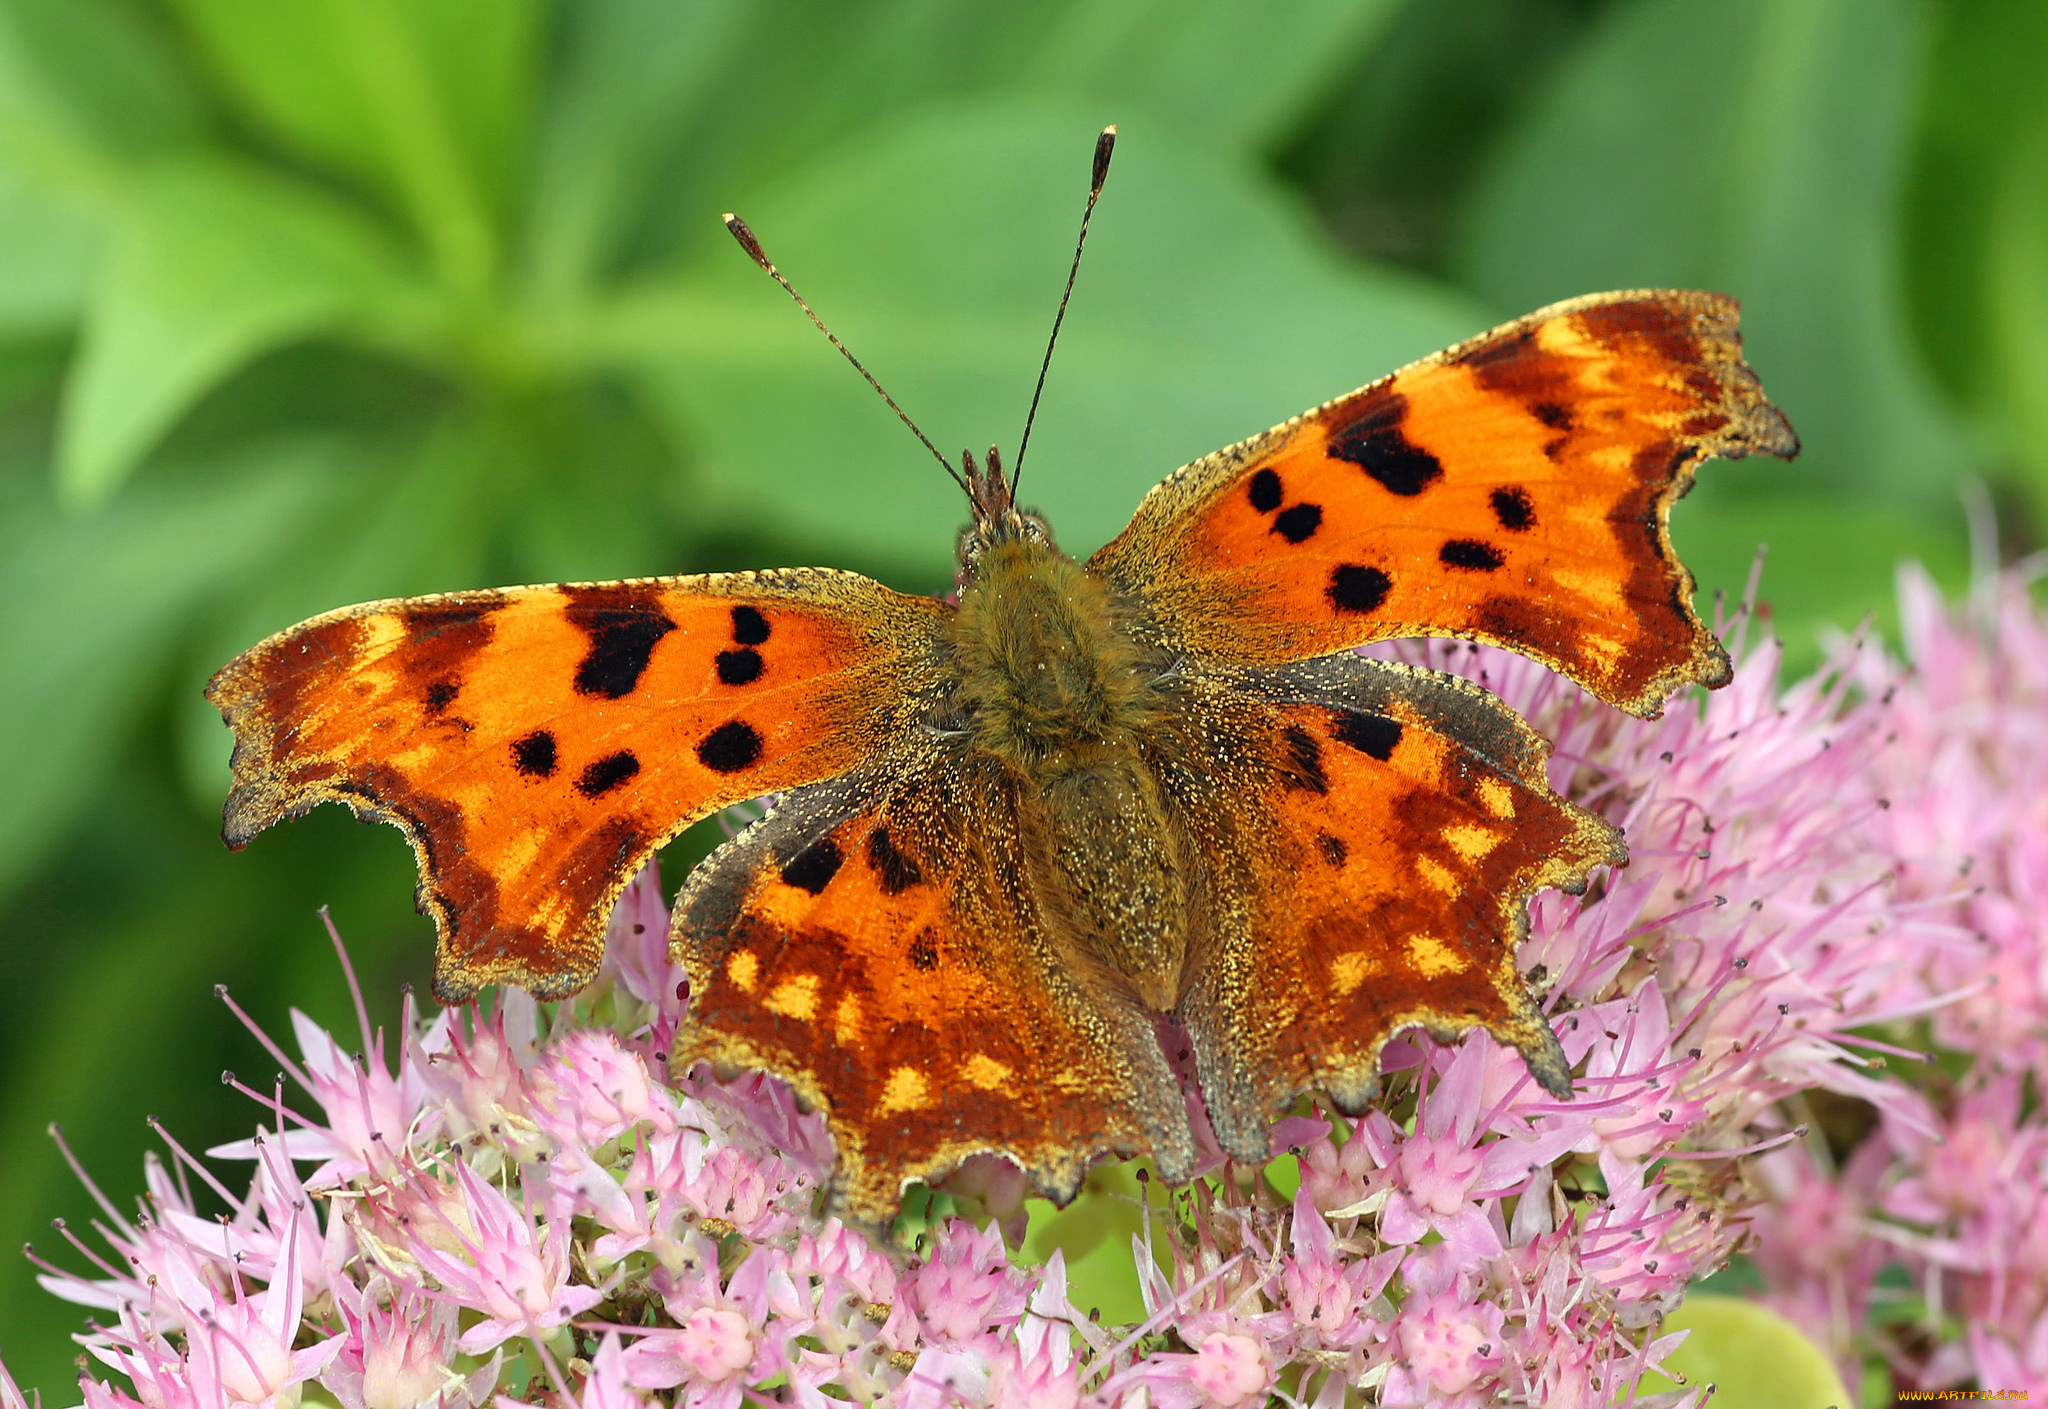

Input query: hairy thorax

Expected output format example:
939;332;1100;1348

949;539;1190;1008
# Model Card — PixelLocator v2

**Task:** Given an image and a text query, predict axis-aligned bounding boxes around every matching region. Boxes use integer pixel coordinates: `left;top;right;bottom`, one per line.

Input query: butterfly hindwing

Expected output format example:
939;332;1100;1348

1168;656;1622;1158
1090;290;1799;717
207;569;951;1001
672;748;1196;1222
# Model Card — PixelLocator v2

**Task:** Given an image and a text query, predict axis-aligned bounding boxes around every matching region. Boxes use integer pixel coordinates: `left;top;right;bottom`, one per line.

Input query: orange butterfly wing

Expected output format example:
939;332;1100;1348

1089;290;1798;716
1165;656;1621;1157
671;749;1195;1222
207;571;950;1000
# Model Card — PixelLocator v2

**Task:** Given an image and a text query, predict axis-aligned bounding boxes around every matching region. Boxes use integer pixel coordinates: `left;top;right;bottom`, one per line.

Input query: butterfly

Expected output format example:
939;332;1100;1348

208;129;1797;1223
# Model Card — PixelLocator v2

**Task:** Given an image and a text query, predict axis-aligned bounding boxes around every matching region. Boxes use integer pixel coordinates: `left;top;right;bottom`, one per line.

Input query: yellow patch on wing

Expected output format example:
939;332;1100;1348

961;1054;1012;1091
876;1066;931;1115
1477;777;1516;819
725;950;759;993
1330;951;1380;996
1408;933;1468;978
1547;563;1628;612
1415;855;1460;895
765;973;821;1022
1441;824;1502;864
833;993;864;1047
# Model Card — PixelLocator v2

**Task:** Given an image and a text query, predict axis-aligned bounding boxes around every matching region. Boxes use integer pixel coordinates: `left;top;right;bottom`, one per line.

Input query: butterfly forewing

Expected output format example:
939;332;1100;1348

1090;290;1798;717
207;569;951;1000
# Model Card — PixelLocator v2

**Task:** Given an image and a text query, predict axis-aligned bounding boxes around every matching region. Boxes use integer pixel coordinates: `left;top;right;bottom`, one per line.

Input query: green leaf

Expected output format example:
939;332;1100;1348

596;0;1405;279
169;0;543;292
1454;0;1979;510
0;451;331;906
1001;0;1405;153
0;163;99;331
57;154;426;506
1980;112;2048;527
1900;0;2048;413
522;0;753;304
0;0;201;202
594;103;1489;573
1639;1295;1854;1408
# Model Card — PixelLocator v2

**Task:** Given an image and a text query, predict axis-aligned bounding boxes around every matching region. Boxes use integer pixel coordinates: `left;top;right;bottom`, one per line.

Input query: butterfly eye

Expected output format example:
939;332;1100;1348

1019;514;1057;550
956;527;987;570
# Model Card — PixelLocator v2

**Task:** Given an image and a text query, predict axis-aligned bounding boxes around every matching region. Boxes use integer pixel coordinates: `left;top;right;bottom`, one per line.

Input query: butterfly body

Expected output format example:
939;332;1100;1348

210;288;1798;1221
949;525;1191;1010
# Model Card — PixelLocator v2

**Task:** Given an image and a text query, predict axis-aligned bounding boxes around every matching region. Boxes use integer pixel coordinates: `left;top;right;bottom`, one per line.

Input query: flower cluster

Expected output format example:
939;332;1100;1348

8;566;2041;1407
1747;561;2048;1397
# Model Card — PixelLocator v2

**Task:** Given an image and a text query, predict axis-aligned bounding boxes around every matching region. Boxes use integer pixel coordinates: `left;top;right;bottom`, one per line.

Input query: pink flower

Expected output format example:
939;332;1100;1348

983;1251;1086;1409
625;1240;788;1408
417;999;540;1153
599;860;686;1026
621;1310;756;1388
211;989;433;1184
326;1277;494;1409
1182;1333;1270;1407
1386;1279;1505;1403
1107;1331;1272;1409
577;1334;647;1409
405;1160;603;1353
1370;1038;1579;1258
75;1222;345;1409
1272;1187;1397;1353
528;1028;674;1152
904;1220;1030;1347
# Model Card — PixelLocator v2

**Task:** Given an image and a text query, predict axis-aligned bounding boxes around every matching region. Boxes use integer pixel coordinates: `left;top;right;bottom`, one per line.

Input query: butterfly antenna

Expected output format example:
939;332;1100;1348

1011;124;1116;496
723;212;968;495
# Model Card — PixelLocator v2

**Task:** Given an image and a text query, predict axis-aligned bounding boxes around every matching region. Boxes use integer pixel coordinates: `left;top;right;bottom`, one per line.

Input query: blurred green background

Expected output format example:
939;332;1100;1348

1;0;2043;1383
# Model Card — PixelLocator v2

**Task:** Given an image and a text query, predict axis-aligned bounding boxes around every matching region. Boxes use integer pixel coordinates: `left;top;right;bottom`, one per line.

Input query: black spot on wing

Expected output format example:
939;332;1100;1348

511;730;557;778
1332;712;1402;760
781;839;843;895
716;649;764;685
1440;539;1505;571
567;589;677;699
1281;725;1328;795
1532;401;1572;430
397;601;502;682
1490;487;1536;531
578;750;641;798
1248;468;1283;513
730;605;771;645
1272;503;1323;544
1316;833;1348;867
1328;564;1392;614
908;931;939;971
423;680;459;714
867;827;923;894
697;721;763;773
1326;393;1443;496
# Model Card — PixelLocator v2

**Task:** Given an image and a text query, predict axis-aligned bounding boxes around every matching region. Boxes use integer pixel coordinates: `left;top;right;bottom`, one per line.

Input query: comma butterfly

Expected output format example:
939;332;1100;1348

208;129;1797;1221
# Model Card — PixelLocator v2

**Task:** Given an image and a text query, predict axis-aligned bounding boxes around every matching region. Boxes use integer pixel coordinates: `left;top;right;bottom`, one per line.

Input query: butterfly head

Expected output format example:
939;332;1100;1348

957;444;1056;576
